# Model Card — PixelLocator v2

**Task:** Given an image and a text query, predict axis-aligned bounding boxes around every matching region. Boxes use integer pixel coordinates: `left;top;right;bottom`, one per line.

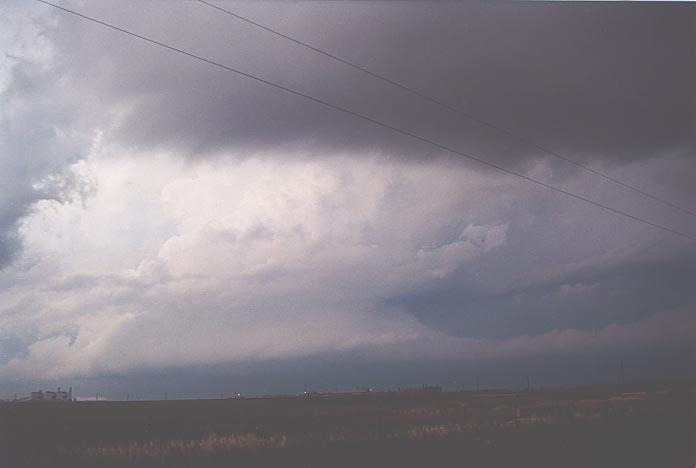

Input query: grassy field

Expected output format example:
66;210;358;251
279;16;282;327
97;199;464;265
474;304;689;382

1;384;694;467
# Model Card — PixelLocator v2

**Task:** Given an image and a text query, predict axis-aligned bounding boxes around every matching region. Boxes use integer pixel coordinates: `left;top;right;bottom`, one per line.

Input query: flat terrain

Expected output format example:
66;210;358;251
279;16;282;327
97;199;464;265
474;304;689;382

1;384;694;467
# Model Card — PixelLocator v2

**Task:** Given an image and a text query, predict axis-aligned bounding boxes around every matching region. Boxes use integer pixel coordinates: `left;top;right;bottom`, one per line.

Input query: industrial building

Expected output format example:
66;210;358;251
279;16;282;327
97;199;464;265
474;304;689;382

30;387;73;402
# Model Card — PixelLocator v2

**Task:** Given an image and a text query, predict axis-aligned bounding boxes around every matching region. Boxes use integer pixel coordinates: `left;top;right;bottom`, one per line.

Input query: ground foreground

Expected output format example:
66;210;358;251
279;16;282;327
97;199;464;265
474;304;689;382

1;383;694;467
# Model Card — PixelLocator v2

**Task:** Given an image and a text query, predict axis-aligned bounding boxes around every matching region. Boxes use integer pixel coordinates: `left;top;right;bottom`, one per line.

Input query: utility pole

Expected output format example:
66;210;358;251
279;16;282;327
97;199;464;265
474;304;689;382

95;392;98;401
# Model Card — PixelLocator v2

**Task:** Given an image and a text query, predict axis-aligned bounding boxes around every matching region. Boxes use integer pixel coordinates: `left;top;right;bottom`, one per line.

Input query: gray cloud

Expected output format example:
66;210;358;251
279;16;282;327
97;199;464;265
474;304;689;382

0;1;694;396
40;2;696;164
0;57;84;268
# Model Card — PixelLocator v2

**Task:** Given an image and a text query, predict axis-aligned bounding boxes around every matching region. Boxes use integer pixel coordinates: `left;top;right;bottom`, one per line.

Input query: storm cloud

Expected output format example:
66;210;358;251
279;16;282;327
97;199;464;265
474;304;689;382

0;1;694;397
38;2;695;162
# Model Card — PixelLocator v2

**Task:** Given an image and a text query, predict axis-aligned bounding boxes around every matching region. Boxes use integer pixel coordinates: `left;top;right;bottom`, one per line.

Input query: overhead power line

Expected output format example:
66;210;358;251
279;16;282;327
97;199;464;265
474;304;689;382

197;0;696;219
37;0;695;241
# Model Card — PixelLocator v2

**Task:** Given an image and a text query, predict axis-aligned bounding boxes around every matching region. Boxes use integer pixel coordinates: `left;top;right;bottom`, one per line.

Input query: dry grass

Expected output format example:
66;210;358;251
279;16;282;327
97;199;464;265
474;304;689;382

59;401;599;461
4;385;688;467
62;433;288;460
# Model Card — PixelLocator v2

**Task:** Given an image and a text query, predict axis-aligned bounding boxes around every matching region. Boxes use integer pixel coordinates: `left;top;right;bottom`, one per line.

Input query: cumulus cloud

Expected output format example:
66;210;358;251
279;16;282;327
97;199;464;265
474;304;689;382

0;2;103;267
0;1;694;391
0;152;515;378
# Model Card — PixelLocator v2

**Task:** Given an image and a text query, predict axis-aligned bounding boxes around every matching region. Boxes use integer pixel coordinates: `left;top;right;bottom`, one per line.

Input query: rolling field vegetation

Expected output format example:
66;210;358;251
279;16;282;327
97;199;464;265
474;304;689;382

1;383;694;467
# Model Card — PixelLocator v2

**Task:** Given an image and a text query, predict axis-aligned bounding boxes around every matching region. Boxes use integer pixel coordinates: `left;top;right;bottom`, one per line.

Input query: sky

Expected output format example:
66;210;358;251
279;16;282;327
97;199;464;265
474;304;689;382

0;0;694;400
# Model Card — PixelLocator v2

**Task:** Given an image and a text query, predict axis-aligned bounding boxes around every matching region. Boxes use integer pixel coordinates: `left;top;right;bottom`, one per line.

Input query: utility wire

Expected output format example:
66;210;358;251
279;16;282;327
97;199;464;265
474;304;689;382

197;0;696;219
37;0;695;241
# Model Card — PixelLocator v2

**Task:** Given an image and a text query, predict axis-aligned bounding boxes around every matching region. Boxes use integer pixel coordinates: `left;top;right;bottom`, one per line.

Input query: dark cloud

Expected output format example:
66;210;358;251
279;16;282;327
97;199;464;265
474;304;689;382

42;1;696;167
3;309;694;400
393;247;696;340
0;1;694;397
0;56;89;268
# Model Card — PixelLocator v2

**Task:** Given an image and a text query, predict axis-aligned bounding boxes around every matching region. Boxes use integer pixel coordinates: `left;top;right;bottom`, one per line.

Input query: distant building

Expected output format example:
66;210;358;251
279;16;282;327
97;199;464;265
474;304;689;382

302;390;320;398
398;385;443;395
303;388;374;399
421;386;442;394
30;387;72;402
